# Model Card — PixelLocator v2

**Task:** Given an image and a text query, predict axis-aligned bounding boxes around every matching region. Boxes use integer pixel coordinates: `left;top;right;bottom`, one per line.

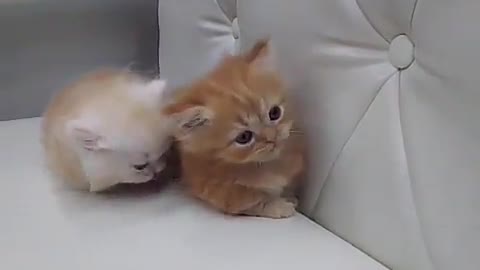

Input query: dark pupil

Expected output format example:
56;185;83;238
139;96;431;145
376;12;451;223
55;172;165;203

133;163;148;170
269;106;282;121
235;131;253;145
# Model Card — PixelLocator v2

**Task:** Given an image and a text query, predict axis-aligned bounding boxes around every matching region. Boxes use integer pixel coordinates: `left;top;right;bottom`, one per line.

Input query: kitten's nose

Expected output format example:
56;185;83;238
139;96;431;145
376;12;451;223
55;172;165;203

264;127;277;142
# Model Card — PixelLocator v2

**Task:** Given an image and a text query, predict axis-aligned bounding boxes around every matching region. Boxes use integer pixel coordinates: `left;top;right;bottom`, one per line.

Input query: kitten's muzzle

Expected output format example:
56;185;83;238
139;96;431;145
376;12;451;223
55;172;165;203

264;127;278;142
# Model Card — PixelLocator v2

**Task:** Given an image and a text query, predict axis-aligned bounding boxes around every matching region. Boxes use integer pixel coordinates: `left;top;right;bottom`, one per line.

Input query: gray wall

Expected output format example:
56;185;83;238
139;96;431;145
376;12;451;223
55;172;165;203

0;0;159;120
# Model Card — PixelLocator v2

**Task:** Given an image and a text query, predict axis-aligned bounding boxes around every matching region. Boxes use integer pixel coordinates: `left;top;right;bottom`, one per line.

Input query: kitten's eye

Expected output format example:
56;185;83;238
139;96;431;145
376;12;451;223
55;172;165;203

268;105;283;121
133;163;149;171
235;130;254;145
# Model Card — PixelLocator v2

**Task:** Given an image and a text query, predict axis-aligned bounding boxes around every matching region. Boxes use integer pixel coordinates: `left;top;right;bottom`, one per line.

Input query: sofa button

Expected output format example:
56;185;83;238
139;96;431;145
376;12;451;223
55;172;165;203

232;17;239;39
388;34;415;70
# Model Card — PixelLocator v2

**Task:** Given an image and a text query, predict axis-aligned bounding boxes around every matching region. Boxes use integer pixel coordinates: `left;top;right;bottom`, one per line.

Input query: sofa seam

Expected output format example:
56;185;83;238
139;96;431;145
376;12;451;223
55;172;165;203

310;70;398;216
215;0;237;22
355;0;389;43
310;220;391;269
213;0;237;53
397;71;436;270
409;0;419;32
157;0;162;75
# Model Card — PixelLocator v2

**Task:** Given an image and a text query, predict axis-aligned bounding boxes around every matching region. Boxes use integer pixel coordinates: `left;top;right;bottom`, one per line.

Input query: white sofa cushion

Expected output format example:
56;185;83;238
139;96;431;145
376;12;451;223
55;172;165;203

0;118;386;270
158;1;480;270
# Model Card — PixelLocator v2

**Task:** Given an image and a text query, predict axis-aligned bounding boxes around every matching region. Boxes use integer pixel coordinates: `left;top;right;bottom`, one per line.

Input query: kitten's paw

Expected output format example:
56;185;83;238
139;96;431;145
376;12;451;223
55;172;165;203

285;196;299;206
262;198;296;219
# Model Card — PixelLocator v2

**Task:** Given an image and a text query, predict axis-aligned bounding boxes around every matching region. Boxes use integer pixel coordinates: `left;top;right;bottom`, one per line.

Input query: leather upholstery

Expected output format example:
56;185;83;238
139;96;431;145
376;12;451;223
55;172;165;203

158;1;480;269
2;2;386;269
0;118;386;270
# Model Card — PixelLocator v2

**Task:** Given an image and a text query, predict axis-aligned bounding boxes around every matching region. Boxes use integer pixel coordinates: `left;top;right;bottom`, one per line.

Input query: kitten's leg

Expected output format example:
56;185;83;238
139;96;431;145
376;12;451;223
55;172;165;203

237;172;289;194
243;197;296;219
281;152;305;206
282;181;301;206
283;194;299;206
195;183;266;215
238;175;298;217
235;175;297;218
193;180;296;219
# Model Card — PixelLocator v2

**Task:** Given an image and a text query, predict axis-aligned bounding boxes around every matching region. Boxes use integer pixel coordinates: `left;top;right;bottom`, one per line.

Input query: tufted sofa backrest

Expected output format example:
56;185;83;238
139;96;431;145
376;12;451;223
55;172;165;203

159;1;480;269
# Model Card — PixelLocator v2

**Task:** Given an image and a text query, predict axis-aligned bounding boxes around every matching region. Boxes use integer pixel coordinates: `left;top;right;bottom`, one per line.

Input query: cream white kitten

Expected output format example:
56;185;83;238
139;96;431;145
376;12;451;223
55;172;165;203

42;69;172;192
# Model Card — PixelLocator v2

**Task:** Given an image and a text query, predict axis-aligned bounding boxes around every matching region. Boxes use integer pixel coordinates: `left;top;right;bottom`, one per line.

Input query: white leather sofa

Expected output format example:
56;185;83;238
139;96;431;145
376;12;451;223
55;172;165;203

1;1;478;269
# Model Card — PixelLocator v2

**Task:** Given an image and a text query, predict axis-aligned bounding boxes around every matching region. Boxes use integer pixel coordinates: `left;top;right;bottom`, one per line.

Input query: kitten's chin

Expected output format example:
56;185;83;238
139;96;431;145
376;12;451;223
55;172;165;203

252;147;282;163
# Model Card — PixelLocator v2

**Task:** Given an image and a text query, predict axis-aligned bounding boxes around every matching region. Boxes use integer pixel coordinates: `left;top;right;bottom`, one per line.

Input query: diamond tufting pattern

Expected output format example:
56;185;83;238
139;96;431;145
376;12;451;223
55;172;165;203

159;1;480;269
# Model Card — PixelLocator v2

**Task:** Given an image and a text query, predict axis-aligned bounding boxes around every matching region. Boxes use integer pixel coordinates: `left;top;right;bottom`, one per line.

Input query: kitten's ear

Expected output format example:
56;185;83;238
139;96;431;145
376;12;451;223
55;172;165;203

66;119;108;151
163;102;213;140
245;39;277;73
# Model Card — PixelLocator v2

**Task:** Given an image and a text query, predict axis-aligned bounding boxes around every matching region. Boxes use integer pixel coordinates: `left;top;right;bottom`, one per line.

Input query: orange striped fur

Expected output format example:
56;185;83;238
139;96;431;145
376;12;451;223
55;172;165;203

163;41;305;218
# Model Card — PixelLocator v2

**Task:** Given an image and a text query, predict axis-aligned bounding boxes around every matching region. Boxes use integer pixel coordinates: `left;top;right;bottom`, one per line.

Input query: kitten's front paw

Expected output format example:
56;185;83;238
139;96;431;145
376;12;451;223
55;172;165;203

285;196;299;206
262;198;296;219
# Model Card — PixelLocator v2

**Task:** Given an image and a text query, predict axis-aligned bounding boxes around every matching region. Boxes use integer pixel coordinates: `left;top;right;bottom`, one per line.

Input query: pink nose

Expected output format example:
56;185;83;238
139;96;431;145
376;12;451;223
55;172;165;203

264;127;277;142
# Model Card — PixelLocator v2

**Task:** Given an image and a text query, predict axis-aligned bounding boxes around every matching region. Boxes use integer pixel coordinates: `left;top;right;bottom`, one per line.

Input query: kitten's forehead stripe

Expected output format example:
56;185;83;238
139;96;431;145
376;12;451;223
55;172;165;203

229;72;251;105
207;77;264;123
205;80;229;95
235;114;250;127
233;121;247;130
244;113;260;126
259;98;268;114
205;78;252;111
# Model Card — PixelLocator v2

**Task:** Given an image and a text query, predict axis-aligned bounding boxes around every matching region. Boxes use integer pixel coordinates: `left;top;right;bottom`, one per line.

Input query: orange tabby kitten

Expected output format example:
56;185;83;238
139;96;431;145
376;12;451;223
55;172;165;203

163;40;304;218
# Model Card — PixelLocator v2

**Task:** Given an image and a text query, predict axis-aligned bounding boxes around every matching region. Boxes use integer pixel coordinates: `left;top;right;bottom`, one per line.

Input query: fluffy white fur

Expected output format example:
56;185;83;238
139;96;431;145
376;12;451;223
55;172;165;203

42;69;173;192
